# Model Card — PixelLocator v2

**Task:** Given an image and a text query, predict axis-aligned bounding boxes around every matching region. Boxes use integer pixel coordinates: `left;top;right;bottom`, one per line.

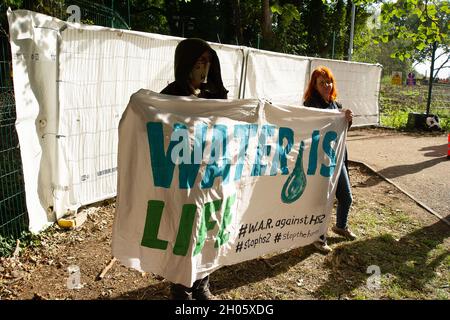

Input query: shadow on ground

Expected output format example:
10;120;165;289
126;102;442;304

105;217;448;300
419;144;447;157
356;156;447;187
312;215;450;299
108;238;349;300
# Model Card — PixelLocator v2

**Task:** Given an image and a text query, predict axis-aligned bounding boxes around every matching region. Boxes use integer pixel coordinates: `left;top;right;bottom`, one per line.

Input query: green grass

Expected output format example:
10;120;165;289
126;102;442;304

380;83;450;131
335;186;450;300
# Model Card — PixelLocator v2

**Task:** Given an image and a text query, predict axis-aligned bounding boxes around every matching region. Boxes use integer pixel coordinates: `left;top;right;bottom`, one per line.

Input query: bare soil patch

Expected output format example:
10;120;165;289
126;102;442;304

1;163;448;300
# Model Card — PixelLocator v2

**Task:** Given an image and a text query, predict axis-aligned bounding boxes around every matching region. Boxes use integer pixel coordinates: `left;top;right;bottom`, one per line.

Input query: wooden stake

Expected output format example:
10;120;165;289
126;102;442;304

97;257;117;280
12;239;20;258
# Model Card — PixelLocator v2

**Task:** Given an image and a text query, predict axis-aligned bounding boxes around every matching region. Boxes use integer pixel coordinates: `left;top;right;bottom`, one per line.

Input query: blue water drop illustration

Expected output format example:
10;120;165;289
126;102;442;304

281;141;307;203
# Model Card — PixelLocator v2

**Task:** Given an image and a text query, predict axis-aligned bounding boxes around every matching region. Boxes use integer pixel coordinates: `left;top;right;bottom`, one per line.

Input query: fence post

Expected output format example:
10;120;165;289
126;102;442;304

426;41;437;116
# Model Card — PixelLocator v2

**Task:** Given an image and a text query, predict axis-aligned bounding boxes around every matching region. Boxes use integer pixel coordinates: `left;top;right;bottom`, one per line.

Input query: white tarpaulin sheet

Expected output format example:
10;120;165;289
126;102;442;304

244;51;382;126
8;9;379;234
309;59;382;126
112;89;347;287
8;10;244;232
58;29;243;218
243;49;310;106
7;9;65;232
57;29;179;215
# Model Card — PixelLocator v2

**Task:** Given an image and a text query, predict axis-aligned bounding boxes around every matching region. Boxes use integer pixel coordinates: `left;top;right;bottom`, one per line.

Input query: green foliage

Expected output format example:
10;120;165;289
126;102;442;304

438;113;450;130
271;3;283;15
353;21;380;63
271;3;300;29
0;230;41;257
116;0;168;34
381;109;411;129
81;19;95;25
2;0;24;7
353;20;414;77
0;235;15;257
303;0;329;56
380;82;450;131
352;0;449;91
2;0;447;64
375;1;448;64
270;2;304;54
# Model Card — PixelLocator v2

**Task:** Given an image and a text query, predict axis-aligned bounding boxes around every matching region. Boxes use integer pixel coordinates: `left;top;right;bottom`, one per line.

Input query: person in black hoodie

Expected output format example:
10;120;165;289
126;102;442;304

160;38;228;300
161;38;228;99
303;66;357;254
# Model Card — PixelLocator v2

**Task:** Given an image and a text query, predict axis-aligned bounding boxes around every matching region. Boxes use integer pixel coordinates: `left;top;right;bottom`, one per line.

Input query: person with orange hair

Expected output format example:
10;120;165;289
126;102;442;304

303;66;357;254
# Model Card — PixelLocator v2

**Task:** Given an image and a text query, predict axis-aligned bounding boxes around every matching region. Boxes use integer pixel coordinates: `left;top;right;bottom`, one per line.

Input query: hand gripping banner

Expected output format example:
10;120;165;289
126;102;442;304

112;89;347;287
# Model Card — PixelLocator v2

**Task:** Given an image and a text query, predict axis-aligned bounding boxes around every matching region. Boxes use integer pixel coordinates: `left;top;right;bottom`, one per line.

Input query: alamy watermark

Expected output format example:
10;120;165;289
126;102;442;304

366;265;381;290
66;265;83;289
67;5;81;23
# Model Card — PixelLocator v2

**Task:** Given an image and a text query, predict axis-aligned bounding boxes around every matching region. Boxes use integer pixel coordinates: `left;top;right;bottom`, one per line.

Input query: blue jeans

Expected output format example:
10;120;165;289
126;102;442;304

319;164;353;243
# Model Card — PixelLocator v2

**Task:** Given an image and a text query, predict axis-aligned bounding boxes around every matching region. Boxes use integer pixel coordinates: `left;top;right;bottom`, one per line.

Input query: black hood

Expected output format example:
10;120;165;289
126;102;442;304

173;38;228;99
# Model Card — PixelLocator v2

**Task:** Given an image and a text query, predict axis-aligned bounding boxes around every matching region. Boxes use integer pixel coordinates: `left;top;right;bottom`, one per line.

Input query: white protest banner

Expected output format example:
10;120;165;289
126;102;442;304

112;89;348;287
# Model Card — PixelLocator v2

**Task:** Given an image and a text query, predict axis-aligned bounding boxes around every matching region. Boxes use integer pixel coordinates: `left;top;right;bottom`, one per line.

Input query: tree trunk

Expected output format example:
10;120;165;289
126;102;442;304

426;41;437;116
233;0;244;45
164;0;180;36
261;0;274;44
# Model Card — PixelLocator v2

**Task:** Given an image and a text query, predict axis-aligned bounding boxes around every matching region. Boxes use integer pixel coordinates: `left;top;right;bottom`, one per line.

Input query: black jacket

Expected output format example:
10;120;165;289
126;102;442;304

304;90;342;110
160;38;228;99
304;90;349;172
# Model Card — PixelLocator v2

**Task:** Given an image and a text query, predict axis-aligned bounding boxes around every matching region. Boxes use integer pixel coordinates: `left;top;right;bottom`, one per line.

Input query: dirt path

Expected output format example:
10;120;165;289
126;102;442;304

347;128;449;219
1;160;448;300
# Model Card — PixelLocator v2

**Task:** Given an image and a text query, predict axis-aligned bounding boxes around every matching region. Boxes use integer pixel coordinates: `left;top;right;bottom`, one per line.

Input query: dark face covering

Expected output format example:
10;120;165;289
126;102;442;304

173;38;228;99
189;51;210;89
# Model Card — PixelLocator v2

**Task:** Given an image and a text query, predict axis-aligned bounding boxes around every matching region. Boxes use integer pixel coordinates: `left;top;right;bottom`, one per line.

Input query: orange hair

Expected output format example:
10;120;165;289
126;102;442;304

303;66;338;102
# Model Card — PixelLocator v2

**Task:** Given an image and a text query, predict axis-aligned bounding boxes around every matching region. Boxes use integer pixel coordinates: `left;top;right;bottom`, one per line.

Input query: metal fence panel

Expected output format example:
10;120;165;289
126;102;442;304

0;35;28;239
0;0;129;239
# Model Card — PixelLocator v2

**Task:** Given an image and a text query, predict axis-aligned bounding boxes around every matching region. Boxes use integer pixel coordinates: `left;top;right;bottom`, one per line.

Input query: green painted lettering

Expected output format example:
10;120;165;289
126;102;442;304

141;200;168;250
